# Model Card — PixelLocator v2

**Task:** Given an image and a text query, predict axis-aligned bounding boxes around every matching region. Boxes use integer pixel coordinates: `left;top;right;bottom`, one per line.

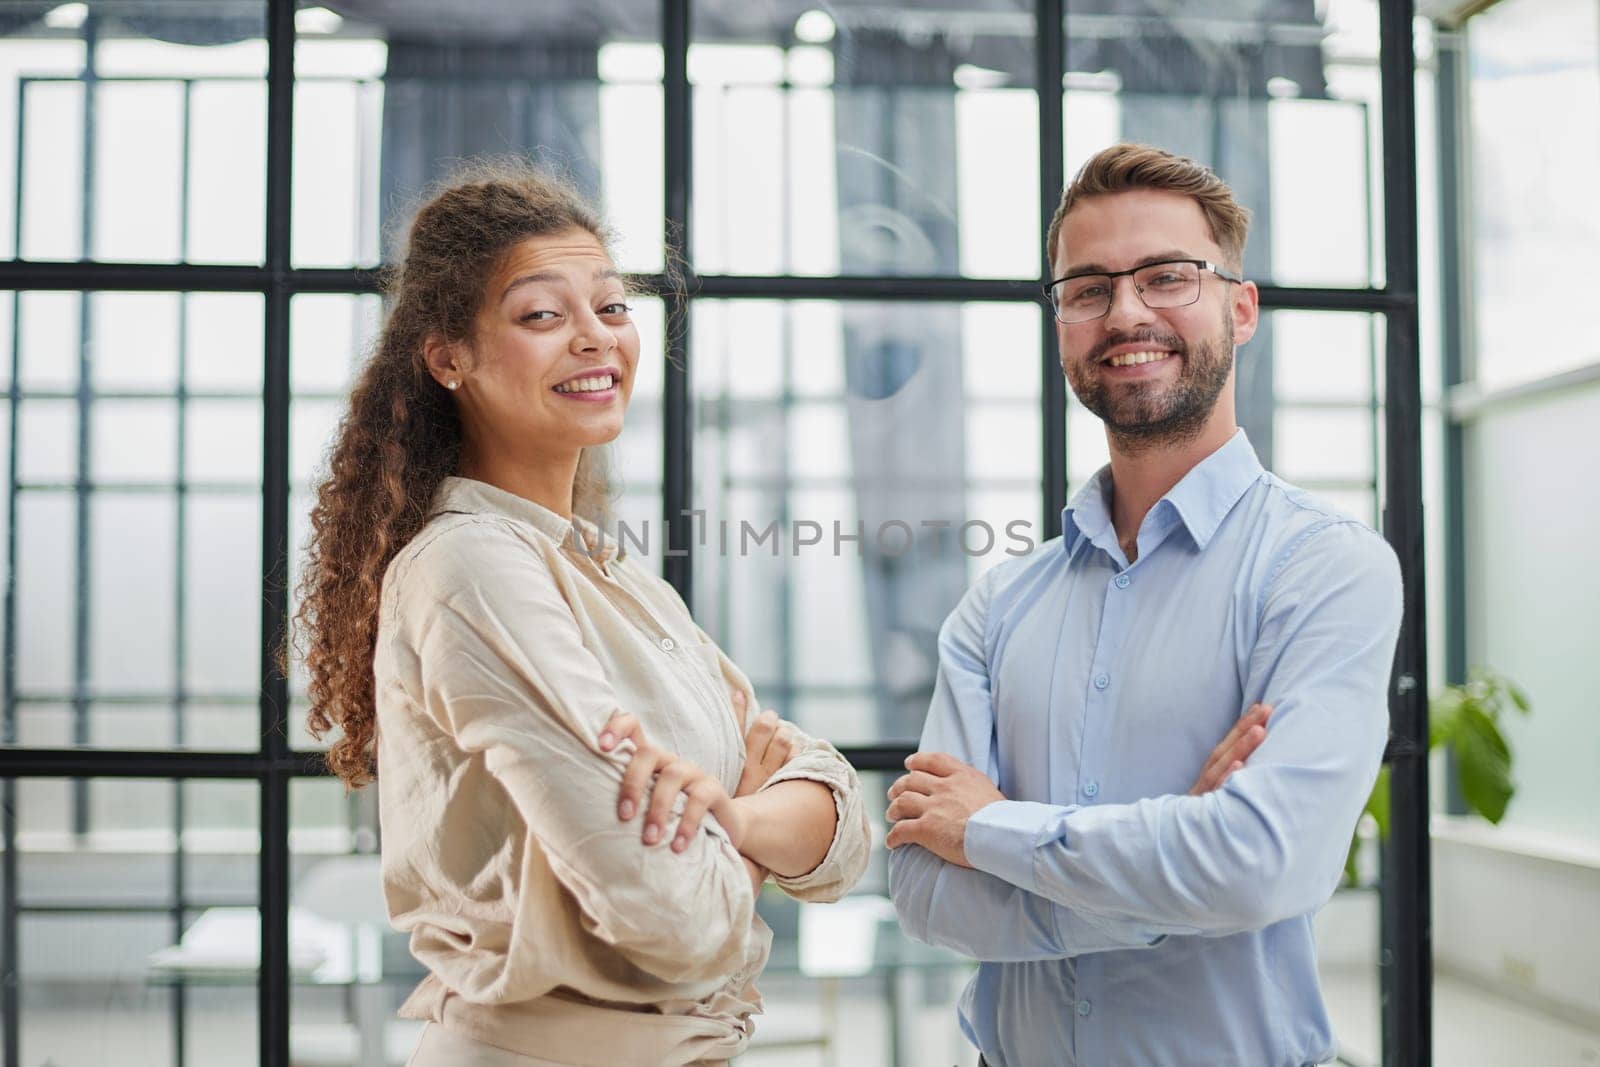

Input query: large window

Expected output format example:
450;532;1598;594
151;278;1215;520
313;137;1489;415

0;2;1435;1065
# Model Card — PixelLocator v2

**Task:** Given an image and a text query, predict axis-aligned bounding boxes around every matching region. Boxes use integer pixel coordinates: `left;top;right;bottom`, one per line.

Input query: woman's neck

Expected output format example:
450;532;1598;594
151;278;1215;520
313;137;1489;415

458;441;580;519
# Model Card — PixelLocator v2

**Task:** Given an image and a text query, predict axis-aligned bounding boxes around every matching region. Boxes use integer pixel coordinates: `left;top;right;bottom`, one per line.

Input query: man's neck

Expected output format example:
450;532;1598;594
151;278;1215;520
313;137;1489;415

1106;415;1237;562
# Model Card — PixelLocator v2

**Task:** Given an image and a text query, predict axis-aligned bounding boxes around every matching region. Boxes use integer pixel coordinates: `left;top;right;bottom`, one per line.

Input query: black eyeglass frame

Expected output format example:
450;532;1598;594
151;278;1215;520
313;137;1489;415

1043;258;1245;323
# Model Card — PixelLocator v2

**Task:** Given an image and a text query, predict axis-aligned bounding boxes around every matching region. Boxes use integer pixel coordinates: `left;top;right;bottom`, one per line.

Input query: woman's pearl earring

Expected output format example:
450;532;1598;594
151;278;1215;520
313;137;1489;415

446;380;459;391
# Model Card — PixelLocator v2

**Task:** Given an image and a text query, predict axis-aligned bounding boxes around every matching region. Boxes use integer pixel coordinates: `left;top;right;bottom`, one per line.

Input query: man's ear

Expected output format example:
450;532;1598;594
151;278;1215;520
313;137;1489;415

1230;279;1260;348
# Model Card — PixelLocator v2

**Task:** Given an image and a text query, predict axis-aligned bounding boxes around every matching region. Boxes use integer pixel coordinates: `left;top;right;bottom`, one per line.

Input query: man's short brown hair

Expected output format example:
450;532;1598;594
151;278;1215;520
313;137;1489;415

1047;143;1252;273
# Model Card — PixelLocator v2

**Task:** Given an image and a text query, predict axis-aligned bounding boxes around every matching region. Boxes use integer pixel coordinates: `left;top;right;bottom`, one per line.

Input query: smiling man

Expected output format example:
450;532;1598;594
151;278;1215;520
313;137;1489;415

885;144;1404;1066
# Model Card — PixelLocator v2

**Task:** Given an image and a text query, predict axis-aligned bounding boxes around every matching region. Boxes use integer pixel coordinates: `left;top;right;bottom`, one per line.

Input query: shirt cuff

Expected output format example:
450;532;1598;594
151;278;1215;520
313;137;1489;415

964;800;1066;894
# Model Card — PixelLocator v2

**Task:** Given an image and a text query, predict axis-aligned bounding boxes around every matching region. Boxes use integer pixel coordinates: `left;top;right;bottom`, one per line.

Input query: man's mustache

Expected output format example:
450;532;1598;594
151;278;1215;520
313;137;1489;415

1086;331;1188;364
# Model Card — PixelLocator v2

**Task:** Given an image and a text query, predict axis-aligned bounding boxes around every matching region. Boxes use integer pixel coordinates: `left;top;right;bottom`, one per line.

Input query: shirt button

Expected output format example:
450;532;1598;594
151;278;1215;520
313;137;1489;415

1083;781;1099;798
659;637;676;652
1114;574;1131;589
1093;673;1109;690
1077;999;1092;1017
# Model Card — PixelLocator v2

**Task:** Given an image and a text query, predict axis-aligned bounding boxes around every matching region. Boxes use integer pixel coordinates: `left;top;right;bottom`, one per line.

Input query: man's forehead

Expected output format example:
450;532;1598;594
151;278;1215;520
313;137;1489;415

1056;190;1217;270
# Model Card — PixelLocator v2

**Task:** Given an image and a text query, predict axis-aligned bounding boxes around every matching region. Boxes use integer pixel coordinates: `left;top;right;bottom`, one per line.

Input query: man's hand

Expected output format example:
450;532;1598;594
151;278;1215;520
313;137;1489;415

1190;703;1272;795
884;752;1005;868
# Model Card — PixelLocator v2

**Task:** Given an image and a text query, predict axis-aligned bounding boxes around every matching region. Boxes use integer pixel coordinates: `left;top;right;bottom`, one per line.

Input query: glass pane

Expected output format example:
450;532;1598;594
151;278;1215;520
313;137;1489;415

291;0;663;271
90;493;177;692
5;292;264;750
608;295;665;565
289;777;424;1065
188;292;266;392
1062;1;1382;289
16;291;80;393
288;293;380;745
0;1;268;265
1465;0;1600;390
91;292;181;391
1315;872;1382;1064
690;300;1044;746
692;0;1038;279
5;777;259;1067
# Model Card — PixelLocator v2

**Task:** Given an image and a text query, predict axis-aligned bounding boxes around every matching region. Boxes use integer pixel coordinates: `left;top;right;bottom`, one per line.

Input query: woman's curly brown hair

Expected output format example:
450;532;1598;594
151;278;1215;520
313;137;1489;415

292;159;617;789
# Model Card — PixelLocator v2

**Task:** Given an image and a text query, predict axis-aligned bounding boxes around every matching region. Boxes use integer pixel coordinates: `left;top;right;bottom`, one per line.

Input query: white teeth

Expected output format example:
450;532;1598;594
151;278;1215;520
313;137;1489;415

554;374;616;393
1105;350;1172;367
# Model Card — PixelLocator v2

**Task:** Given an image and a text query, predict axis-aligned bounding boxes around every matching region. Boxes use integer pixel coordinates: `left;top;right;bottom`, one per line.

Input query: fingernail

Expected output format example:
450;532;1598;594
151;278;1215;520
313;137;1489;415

673;836;687;852
643;824;659;844
619;800;634;820
599;732;614;749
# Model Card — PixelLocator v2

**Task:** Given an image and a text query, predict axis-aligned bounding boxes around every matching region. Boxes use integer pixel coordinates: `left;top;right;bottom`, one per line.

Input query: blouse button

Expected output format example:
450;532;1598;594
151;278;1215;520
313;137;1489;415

659;637;676;652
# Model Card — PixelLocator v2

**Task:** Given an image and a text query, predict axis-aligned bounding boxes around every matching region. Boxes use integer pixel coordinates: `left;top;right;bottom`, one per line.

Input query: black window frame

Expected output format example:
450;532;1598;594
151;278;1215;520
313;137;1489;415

0;0;1435;1063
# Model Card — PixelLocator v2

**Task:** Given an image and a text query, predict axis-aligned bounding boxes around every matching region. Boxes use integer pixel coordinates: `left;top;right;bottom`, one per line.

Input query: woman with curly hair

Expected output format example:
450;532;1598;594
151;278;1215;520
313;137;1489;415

292;161;870;1066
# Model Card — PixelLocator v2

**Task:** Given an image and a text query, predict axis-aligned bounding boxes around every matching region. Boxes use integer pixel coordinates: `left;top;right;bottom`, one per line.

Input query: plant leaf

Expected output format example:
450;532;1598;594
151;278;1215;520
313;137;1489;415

1455;703;1513;823
1508;682;1531;715
1366;765;1391;840
1429;687;1464;749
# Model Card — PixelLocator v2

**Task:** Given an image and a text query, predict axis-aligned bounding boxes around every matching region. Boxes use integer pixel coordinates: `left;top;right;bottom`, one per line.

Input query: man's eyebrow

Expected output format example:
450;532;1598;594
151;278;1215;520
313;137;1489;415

501;266;622;302
1063;250;1197;276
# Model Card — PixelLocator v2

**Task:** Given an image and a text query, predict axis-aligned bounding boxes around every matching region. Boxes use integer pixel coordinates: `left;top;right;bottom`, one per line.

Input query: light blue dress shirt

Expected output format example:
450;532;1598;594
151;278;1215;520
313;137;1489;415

888;430;1403;1067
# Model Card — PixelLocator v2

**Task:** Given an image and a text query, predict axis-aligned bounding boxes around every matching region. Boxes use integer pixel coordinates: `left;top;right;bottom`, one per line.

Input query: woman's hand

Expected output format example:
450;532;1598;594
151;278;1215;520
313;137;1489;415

598;711;747;852
734;707;799;798
1189;703;1272;795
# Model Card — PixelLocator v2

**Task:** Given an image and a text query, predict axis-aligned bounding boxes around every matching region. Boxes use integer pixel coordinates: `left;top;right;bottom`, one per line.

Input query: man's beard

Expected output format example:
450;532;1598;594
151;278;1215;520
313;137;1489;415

1066;313;1235;455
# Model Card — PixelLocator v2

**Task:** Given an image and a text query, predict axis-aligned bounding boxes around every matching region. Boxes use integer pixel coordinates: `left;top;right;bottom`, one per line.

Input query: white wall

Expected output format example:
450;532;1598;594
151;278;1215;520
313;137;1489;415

1463;377;1600;847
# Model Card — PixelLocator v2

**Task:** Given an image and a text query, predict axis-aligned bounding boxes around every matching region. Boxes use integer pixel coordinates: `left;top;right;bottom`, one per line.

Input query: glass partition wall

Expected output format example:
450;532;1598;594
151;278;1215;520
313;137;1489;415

0;1;1433;1064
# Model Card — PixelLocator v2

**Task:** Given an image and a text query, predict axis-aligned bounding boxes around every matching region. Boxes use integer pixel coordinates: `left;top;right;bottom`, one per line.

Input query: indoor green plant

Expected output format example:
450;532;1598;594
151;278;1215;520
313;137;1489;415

1344;667;1531;885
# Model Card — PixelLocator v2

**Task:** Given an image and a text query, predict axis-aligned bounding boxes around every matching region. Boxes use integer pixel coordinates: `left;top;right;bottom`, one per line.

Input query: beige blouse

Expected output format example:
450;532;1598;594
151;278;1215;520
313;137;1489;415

373;477;871;1066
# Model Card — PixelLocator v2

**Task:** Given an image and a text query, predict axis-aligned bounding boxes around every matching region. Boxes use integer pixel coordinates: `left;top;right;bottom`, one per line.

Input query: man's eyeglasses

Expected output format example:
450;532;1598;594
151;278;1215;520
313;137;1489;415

1044;259;1243;324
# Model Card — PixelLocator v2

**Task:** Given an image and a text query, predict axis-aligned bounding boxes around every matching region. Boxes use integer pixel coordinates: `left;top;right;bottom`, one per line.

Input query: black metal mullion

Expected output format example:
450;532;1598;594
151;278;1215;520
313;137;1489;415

0;749;322;778
1435;30;1470;816
831;745;918;773
261;0;295;1064
171;76;194;1067
662;0;692;604
0;261;1410;318
71;12;100;838
1376;1;1431;1064
1039;0;1067;539
1;62;27;1067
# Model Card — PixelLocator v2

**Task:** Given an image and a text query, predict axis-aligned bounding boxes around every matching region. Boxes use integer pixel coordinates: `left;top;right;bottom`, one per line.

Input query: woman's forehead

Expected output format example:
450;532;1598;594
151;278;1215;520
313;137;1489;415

494;231;614;282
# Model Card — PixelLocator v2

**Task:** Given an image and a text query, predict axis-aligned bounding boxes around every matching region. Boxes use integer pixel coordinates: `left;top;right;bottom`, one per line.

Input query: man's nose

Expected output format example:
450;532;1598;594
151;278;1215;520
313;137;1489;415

1102;274;1153;332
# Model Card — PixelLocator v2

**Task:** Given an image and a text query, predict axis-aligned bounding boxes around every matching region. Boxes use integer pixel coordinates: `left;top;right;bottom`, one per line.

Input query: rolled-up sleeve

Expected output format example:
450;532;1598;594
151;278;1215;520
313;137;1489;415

389;519;758;986
708;643;870;903
756;731;871;901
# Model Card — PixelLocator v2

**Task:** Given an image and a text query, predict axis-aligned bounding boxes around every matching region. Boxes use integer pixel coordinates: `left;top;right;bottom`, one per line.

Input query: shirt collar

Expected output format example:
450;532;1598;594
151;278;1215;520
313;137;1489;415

430;476;620;564
1062;429;1263;556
